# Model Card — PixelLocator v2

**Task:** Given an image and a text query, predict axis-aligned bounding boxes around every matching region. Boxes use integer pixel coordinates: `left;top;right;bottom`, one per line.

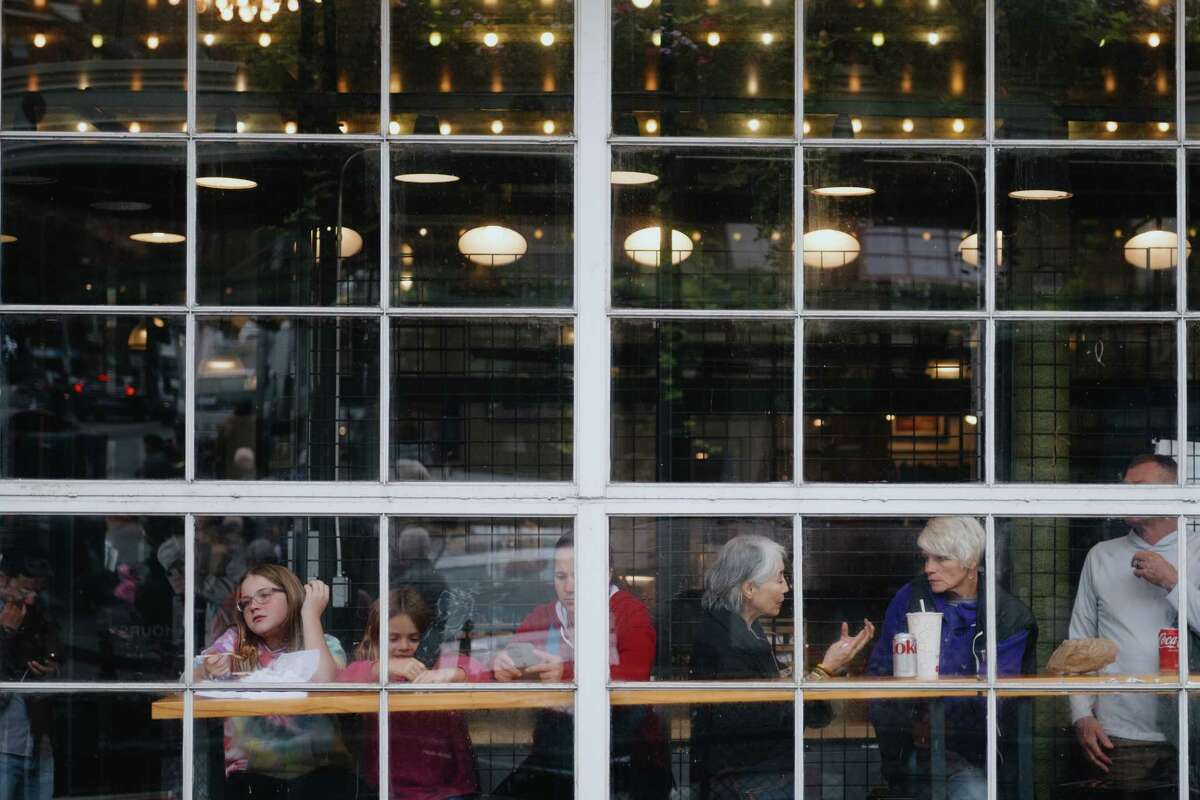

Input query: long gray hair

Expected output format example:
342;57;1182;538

702;534;788;614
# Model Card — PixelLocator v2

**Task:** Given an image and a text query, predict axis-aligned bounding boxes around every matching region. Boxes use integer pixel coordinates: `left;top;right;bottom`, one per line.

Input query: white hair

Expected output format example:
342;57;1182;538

702;534;788;614
917;516;984;568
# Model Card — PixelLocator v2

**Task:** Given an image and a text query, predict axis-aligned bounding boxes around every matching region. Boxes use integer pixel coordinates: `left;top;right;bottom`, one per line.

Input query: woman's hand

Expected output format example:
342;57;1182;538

493;650;522;682
201;653;233;680
300;579;329;621
387;657;427;683
818;619;876;675
524;650;564;683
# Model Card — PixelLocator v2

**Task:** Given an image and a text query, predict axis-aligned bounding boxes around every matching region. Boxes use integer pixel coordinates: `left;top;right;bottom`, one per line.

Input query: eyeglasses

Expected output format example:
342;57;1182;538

236;587;285;614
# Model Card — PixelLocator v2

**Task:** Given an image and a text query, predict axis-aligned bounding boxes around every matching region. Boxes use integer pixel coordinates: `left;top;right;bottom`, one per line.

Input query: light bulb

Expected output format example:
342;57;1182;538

146;33;159;49
128;121;141;133
632;0;652;6
490;120;504;134
760;32;774;45
429;31;442;46
802;120;812;135
284;121;297;134
1158;121;1172;133
1148;32;1161;47
389;120;401;135
203;33;215;46
902;118;915;133
540;31;555;46
484;31;499;47
258;32;271;47
439;122;452;135
651;30;662;46
926;31;940;46
33;33;47;48
542;120;556;134
1105;120;1118;133
851;118;863;133
871;31;885;47
747;118;761;132
952;118;965;133
76;122;88;132
236;121;246;133
706;31;721;46
644;119;659;133
91;34;104;48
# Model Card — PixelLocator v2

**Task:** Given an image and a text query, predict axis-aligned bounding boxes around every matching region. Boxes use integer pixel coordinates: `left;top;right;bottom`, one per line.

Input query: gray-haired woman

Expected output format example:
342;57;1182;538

689;535;873;800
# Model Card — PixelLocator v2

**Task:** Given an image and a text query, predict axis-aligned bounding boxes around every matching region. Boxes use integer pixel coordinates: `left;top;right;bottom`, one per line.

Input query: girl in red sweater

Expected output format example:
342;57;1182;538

337;587;483;800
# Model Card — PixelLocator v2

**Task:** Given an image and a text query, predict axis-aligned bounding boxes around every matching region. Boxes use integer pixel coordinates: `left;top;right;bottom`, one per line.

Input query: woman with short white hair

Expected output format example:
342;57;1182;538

690;534;874;799
866;516;1037;800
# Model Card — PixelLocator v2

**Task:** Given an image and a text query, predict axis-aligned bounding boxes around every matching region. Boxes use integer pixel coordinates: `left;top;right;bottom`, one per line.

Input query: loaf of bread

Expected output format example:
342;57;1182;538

1045;638;1120;675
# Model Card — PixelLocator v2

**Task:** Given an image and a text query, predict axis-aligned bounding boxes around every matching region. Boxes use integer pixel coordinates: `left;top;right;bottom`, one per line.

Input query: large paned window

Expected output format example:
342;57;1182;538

1;1;1198;800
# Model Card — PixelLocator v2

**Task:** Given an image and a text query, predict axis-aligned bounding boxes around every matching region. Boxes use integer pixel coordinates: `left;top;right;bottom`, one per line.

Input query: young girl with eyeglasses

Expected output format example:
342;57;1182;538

194;563;354;800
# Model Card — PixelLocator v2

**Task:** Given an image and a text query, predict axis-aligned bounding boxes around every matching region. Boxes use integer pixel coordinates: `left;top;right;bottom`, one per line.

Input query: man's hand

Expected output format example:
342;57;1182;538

25;659;56;678
1132;551;1178;591
524;650;564;683
493;650;522;682
1074;716;1114;772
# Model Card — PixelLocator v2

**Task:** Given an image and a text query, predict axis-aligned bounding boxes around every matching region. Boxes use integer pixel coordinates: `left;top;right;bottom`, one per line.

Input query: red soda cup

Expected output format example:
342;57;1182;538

1159;627;1179;672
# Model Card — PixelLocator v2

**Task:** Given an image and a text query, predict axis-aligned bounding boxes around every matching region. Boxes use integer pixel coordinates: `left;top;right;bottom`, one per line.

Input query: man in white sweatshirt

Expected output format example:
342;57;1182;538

1069;454;1196;792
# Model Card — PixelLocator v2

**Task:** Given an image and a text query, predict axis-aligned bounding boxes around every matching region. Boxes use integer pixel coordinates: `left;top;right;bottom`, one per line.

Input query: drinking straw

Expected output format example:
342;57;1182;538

920;600;926;612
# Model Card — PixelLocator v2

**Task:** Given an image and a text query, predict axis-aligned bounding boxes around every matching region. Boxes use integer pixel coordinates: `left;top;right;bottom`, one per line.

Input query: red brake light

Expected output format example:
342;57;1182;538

96;374;110;383
72;383;83;394
124;385;136;397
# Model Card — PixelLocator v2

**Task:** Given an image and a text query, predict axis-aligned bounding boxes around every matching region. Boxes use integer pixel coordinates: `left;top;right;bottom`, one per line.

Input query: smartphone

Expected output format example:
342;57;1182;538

507;642;538;670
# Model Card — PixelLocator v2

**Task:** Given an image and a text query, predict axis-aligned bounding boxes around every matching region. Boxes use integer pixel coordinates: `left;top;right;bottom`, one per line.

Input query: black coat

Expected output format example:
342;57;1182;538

689;608;828;783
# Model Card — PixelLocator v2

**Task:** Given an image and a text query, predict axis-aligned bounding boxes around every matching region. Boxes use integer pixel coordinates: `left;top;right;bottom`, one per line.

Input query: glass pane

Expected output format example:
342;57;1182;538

609;695;794;799
803;1;985;139
1001;691;1178;798
1;0;186;132
997;149;1177;311
191;694;376;799
390;319;572;481
0;515;184;680
805;692;991;799
612;320;793;483
612;147;793;310
996;0;1176;139
1185;151;1200;310
0;141;187;305
0;315;186;480
386;517;573;683
804;321;983;482
197;0;381;134
609;517;793;681
803;518;1006;686
391;146;573;307
998;514;1185;689
997;322;1177;482
193;516;378;659
2;692;181;798
612;0;795;138
389;0;573;136
197;142;380;307
803;149;984;310
195;316;380;480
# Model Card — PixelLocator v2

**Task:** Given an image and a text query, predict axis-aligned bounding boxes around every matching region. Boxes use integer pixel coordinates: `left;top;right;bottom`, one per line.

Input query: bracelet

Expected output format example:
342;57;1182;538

810;664;833;680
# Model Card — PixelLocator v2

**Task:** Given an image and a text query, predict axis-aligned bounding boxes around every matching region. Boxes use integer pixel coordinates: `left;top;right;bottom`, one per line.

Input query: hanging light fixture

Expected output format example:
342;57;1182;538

458;225;527;266
925;359;967;380
811;186;875;198
394;172;460;184
623;226;693;267
130;231;185;244
1008;154;1072;201
311;226;364;259
802;229;860;268
611;171;659;185
196;176;257;190
1124;229;1190;270
127;322;148;351
958;230;1004;268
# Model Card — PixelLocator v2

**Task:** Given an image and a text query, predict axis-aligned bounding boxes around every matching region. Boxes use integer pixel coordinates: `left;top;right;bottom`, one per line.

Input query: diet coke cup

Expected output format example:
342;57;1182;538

893;633;917;678
1160;627;1180;672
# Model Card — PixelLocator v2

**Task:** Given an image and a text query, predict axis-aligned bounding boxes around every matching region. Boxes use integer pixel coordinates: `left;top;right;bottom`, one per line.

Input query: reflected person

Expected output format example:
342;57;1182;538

690;535;874;800
1069;455;1196;797
867;516;1037;800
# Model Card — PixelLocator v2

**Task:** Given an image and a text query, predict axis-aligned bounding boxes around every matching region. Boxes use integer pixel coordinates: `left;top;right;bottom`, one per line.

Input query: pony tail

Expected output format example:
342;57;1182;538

234;632;259;672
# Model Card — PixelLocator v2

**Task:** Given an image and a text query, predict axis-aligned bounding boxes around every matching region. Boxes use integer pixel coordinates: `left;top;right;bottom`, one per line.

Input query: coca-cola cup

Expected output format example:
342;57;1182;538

905;611;943;679
1160;627;1180;673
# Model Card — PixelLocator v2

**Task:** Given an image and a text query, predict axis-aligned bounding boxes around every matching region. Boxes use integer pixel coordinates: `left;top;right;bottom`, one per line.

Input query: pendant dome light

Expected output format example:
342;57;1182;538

623;226;693;267
1124;229;1190;270
958;231;1003;268
802;229;860;269
459;225;527;267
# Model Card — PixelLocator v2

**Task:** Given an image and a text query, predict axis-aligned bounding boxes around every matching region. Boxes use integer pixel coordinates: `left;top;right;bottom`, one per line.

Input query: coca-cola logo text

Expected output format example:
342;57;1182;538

1159;631;1179;649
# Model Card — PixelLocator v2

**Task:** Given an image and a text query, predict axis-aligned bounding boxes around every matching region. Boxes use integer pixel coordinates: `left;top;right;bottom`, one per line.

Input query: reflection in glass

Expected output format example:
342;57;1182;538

0;315;185;479
0;692;181;800
195;316;379;480
996;0;1175;139
997;149;1176;310
610;697;792;800
612;148;792;310
805;693;994;799
387;517;572;673
997;322;1176;482
389;0;573;136
193;516;377;654
0;141;186;305
612;0;794;138
0;515;184;680
609;517;792;681
803;149;984;309
999;691;1178;799
612;320;793;482
804;321;982;482
390;319;571;482
197;142;380;306
804;0;985;139
1184;152;1200;309
196;0;380;134
193;697;373;800
1;0;186;132
391;146;573;307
